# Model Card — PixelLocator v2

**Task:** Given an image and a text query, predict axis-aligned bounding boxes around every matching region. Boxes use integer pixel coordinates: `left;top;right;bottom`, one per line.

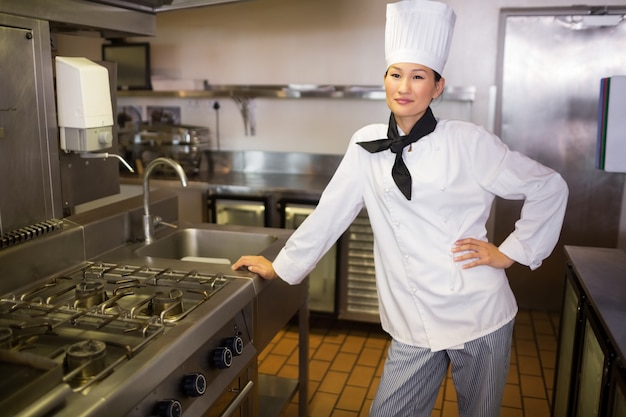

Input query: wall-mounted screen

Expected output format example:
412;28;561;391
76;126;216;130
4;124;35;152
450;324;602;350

102;42;151;90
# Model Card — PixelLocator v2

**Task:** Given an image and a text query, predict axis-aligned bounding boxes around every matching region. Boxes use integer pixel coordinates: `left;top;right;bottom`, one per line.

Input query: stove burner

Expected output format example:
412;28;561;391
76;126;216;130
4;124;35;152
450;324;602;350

75;281;106;308
0;326;12;349
0;258;254;417
151;289;184;318
65;339;107;382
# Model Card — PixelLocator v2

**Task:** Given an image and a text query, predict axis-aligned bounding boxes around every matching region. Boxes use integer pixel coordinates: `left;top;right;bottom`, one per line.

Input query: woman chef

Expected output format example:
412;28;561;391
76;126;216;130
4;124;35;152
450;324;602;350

232;1;569;416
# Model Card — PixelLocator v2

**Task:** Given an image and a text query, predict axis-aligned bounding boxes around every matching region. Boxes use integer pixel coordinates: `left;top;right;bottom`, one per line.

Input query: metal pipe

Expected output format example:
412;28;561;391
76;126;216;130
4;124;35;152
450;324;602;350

142;157;188;243
80;152;135;173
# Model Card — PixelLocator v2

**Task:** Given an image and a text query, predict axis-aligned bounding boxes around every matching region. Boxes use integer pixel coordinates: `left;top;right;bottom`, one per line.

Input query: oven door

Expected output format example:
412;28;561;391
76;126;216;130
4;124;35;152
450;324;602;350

208;195;269;227
202;366;257;417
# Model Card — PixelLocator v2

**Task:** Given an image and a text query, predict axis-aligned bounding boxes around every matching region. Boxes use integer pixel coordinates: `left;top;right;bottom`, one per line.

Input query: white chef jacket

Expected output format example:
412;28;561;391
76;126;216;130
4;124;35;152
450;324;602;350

272;119;568;352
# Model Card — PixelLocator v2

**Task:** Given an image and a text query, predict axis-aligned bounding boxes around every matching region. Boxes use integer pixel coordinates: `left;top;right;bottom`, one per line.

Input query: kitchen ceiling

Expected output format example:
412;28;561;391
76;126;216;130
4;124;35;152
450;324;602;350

87;0;247;12
158;0;245;11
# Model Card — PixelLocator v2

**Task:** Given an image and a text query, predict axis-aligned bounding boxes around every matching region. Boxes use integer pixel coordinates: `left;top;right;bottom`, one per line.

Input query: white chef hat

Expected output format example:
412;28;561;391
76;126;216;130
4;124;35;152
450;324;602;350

385;0;456;75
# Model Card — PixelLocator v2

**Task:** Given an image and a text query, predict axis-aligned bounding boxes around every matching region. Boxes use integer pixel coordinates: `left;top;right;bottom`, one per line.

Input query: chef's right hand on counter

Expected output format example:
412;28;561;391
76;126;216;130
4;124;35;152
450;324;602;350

232;256;279;280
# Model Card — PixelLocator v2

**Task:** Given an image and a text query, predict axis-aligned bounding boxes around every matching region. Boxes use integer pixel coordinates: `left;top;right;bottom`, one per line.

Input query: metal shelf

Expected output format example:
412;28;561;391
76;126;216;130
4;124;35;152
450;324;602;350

118;84;475;137
118;84;476;102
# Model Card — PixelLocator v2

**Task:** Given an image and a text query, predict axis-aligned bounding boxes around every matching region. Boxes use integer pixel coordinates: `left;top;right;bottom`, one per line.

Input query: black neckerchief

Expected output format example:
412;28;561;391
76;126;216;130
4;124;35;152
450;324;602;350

357;107;437;200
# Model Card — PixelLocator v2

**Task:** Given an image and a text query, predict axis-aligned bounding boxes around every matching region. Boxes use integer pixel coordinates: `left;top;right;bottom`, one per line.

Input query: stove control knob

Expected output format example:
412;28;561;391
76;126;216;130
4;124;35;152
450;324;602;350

225;336;244;356
212;346;233;369
155;399;182;417
182;373;207;397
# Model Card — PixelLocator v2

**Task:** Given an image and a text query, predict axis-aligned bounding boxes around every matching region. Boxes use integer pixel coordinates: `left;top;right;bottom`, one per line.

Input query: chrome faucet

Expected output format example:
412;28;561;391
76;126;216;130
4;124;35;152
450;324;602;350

143;157;188;243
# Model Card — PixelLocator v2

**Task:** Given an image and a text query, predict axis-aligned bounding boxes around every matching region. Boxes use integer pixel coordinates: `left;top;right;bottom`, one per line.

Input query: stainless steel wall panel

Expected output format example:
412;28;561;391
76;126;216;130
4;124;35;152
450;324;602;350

0;14;62;235
495;9;626;311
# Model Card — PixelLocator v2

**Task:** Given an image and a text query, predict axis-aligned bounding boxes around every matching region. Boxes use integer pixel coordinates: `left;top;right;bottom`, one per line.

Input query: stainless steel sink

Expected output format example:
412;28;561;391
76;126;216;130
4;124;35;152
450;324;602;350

135;228;278;263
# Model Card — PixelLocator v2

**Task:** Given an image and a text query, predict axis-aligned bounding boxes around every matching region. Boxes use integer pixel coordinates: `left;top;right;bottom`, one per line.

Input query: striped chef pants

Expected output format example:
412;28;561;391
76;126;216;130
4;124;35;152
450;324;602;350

369;319;514;417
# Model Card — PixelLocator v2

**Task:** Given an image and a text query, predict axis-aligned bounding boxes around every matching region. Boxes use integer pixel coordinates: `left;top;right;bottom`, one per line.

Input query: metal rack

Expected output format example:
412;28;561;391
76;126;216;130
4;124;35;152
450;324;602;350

338;211;379;323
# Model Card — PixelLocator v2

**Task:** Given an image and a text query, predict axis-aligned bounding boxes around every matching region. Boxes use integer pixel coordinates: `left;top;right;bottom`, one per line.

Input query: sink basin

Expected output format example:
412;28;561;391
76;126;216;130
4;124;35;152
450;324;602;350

135;228;278;263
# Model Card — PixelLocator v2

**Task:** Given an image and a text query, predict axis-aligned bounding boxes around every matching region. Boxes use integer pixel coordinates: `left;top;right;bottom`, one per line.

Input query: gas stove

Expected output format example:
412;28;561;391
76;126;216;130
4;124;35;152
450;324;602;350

0;260;258;417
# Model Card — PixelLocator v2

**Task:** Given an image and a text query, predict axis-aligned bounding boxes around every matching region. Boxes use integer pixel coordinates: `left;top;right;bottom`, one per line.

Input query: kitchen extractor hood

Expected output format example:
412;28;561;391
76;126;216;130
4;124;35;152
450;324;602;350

0;0;158;37
87;0;248;12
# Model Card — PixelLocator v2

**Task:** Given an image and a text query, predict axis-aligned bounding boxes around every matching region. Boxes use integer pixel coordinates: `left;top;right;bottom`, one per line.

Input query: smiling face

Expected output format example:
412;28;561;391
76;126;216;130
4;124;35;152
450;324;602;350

384;62;446;133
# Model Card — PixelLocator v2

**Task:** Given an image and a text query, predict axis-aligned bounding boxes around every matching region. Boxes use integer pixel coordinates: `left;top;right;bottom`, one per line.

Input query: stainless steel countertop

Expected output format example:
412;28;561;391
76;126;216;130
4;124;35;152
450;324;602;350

564;245;626;363
121;150;340;200
121;171;334;200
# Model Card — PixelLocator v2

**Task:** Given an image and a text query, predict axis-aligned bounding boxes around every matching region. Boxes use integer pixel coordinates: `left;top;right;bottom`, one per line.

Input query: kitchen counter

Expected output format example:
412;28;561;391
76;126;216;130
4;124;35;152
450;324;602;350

1;192;309;417
122;149;339;197
121;170;333;199
553;245;626;416
564;245;626;362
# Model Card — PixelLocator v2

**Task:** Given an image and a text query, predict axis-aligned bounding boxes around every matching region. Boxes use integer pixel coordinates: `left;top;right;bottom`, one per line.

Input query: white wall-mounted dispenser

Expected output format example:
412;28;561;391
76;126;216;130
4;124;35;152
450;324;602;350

55;56;114;152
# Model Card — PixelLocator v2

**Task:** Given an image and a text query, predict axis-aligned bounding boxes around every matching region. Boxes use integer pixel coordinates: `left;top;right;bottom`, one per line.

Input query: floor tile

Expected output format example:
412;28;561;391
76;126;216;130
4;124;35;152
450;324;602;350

520;374;547;399
500;406;524;417
502;383;522;408
356;347;384;367
366;376;380;399
335;385;367;411
533;319;555;336
259;353;287;375
514;323;535;340
330;352;358;372
273;337;299;356
278;363;300;380
314;342;341;361
441;400;459;417
522;397;551;417
340;334;366;354
507;363;520;385
309;391;338;417
359;399;372;417
318;370;349;394
536;334;557;352
539;349;556;369
323;328;347;345
346;365;375;388
516;338;539;357
331;410;359;417
517;355;542;376
308;359;331;382
262;308;556;416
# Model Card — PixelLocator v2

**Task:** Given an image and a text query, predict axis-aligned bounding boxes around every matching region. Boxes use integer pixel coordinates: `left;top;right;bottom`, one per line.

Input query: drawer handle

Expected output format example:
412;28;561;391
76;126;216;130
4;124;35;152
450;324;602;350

220;380;254;417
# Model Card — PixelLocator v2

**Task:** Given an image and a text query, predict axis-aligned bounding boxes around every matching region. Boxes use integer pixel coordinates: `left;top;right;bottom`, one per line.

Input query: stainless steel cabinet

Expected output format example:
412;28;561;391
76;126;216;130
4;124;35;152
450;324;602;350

553;250;626;417
611;364;626;417
576;316;610;417
553;276;583;417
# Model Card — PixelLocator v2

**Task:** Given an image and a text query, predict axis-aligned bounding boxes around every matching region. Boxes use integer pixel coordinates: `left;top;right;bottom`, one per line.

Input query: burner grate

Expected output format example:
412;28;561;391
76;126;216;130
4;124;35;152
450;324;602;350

1;260;232;331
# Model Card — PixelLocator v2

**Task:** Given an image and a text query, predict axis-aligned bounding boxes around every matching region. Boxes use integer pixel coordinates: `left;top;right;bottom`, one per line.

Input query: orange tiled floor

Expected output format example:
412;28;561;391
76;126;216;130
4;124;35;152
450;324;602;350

258;309;559;417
